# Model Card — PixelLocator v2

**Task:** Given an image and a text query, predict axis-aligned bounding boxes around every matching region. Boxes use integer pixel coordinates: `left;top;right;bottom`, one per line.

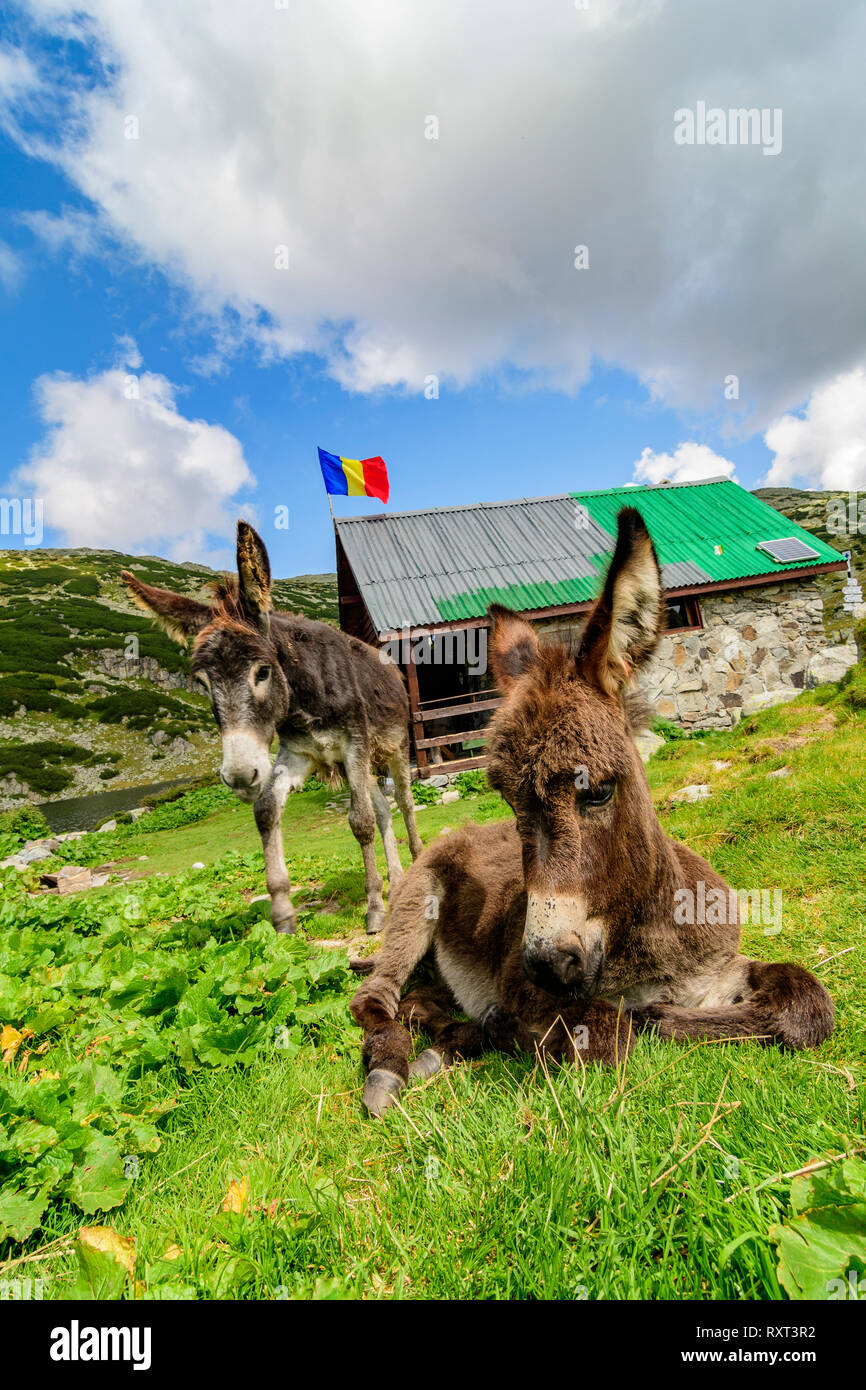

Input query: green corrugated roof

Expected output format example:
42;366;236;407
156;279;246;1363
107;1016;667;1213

570;479;844;587
435;572;601;622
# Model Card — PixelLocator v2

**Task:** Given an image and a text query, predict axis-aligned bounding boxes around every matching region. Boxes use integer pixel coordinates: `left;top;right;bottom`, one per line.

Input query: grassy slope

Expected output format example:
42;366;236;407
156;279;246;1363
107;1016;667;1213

0;548;337;805
3;683;863;1300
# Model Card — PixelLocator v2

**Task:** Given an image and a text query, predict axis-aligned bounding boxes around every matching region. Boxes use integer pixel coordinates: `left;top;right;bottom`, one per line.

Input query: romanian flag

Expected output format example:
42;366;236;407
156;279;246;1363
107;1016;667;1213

318;447;390;504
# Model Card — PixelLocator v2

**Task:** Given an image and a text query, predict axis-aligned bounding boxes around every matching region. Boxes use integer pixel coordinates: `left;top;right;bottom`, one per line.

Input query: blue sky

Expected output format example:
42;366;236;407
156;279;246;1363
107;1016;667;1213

1;2;863;575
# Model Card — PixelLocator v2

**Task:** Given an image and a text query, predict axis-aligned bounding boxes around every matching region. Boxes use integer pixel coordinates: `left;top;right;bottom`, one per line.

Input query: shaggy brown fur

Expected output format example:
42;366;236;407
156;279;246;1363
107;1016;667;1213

351;507;834;1117
122;520;424;934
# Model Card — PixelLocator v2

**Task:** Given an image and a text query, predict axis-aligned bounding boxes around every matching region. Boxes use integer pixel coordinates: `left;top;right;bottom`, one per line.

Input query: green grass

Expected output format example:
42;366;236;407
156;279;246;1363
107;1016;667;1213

0;689;863;1300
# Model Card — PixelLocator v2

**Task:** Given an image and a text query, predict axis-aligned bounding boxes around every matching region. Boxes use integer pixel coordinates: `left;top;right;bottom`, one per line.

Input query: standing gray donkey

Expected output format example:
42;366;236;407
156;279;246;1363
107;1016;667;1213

122;520;424;933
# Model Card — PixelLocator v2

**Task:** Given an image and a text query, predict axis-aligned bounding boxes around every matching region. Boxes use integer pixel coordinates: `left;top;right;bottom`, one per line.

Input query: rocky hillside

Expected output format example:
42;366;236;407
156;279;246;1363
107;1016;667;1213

752;487;862;639
0;548;337;809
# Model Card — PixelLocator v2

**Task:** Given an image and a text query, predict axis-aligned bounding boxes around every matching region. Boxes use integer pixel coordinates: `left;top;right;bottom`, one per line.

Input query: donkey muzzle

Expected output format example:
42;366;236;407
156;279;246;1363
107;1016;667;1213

219;729;273;803
521;892;606;1001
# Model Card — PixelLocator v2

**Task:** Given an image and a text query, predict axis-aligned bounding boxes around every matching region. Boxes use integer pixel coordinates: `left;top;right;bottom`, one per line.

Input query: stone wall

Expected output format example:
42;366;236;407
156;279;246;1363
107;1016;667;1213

538;581;854;731
641;583;830;730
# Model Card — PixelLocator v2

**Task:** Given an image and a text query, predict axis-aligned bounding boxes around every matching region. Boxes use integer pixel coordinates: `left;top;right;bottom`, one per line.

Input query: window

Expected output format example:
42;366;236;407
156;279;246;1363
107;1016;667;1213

666;596;703;631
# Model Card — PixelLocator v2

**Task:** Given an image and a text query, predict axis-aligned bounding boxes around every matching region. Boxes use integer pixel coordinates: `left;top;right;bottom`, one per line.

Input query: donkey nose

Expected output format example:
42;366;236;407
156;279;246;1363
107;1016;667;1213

221;767;259;790
558;941;587;983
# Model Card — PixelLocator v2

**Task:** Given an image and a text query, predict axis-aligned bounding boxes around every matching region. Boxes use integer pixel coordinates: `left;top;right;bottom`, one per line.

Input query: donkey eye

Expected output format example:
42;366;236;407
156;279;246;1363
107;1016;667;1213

254;664;271;684
578;779;615;811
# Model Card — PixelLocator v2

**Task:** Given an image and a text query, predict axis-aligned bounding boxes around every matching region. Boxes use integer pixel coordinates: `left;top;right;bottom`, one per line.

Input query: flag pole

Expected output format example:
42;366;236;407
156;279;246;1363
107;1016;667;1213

320;447;336;527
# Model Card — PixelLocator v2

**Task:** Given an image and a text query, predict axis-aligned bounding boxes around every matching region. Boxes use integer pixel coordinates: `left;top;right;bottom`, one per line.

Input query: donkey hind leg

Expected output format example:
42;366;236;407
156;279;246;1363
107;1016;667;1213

344;752;387;935
370;776;404;889
398;986;488;1082
253;765;296;934
388;748;424;861
349;863;440;1116
633;957;834;1051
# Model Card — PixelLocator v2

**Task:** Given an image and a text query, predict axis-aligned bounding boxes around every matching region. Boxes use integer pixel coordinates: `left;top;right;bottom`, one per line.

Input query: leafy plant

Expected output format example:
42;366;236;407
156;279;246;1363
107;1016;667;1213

0;855;354;1245
770;1157;866;1300
0;804;50;856
411;779;441;805
454;769;488;797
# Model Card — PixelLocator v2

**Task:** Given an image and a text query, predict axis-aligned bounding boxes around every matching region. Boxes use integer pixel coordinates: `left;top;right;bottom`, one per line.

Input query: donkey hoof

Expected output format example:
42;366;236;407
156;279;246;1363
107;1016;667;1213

363;1069;404;1118
273;914;298;935
365;907;386;935
408;1048;442;1082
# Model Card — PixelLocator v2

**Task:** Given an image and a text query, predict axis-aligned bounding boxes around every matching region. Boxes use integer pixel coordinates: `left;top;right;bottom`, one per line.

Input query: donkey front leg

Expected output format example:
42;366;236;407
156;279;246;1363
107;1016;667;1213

345;754;387;935
349;855;440;1115
398;986;489;1083
254;765;296;934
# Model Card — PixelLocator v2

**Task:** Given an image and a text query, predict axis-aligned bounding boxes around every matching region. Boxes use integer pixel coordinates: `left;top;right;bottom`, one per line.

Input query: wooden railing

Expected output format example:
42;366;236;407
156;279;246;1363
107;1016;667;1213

410;688;502;777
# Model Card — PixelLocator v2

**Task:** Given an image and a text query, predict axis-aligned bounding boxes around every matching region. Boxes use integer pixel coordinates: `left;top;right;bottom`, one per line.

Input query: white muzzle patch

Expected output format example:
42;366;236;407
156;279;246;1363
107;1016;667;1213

220;729;272;801
523;891;605;957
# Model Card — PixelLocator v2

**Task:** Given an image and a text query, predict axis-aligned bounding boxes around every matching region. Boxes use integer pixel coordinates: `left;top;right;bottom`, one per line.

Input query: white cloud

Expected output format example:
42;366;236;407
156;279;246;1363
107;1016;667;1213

763;368;866;491
0;239;23;291
632;441;736;485
12;363;256;563
114;333;142;370
18;207;102;260
4;1;866;421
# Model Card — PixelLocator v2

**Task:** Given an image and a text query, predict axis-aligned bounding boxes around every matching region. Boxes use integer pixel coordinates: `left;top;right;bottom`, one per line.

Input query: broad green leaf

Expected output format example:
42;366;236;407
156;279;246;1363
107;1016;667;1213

0;1186;49;1242
770;1158;866;1300
64;1131;130;1214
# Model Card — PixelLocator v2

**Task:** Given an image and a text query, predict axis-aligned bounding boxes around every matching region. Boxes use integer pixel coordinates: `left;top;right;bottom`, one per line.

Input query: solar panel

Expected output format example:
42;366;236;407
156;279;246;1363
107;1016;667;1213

756;537;821;564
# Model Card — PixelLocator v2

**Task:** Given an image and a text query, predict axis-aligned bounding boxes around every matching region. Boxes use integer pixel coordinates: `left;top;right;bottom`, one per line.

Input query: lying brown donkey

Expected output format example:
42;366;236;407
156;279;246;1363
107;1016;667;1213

123;520;423;934
351;507;833;1116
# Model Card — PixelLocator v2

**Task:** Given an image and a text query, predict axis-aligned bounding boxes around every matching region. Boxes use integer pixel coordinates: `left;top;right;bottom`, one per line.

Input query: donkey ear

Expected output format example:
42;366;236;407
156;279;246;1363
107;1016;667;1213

121;572;211;644
488;604;540;691
578;507;665;697
236;520;272;628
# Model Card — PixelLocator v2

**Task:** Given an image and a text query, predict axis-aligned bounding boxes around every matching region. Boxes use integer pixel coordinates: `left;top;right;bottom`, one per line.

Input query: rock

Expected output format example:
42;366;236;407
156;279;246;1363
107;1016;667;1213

128;807;150;821
0;855;25;871
441;789;461;804
138;855;148;861
191;861;205;870
151;730;169;747
767;766;794;779
97;819;117;833
427;775;450;789
90;873;110;888
712;760;732;771
40;865;95;895
439;825;452;835
634;731;665;763
19;839;61;863
670;783;712;805
741;689;801;716
805;644;858;688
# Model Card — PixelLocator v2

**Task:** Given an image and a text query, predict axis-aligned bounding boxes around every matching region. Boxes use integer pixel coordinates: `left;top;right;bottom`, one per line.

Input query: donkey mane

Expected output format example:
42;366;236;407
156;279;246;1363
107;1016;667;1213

193;576;279;647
